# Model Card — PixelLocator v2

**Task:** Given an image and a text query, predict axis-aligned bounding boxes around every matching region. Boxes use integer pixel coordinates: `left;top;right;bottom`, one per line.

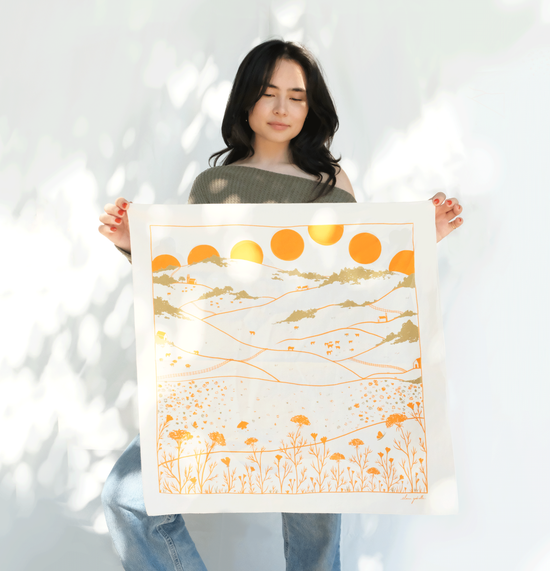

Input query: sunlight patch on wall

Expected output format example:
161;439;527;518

196;57;219;98
358;553;384;571
363;93;465;202
134;182;156;203
273;0;305;27
167;62;199;109
72;116;88;138
181;113;205;152
106;165;125;196
520;540;550;571
178;160;200;197
144;40;177;89
494;0;533;10
202;81;232;123
122;128;136;149
104;284;134;339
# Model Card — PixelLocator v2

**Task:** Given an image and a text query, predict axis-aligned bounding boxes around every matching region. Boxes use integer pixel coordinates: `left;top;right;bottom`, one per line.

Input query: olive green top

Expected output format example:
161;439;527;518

116;165;356;262
188;165;356;204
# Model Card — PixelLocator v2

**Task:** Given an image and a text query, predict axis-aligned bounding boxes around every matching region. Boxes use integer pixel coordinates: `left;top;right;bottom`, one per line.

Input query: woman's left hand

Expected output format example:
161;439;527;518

431;192;464;242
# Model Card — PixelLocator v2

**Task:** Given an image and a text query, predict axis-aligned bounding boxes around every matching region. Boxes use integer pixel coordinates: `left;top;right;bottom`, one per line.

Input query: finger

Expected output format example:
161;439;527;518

103;202;124;217
449;217;464;231
115;197;131;210
444;197;459;211
443;204;463;222
98;224;118;238
430;191;446;206
99;212;124;226
104;202;130;220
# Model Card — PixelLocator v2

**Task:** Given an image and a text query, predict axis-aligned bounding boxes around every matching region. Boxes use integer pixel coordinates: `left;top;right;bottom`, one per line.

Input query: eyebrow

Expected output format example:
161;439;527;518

266;83;307;93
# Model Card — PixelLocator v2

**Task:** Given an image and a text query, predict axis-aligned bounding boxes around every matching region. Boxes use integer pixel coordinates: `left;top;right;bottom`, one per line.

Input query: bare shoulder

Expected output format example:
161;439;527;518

333;166;355;198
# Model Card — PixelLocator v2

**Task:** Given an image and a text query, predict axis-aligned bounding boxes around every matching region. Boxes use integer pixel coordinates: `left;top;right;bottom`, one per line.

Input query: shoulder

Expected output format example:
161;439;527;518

332;166;355;198
190;166;230;191
193;166;226;182
189;167;224;204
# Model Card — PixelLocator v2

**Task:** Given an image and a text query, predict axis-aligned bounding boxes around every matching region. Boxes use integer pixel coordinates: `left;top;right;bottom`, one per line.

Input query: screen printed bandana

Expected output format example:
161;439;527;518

129;202;456;515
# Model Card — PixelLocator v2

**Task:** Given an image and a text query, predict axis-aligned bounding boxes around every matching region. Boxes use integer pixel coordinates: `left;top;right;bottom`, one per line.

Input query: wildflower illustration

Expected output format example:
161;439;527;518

367;467;380;491
407;401;426;433
221;457;236;492
393;429;419;492
348;438;372;491
157;415;173;454
160;429;193;493
329;453;346;491
274;453;292;493
281;415;310;493
309;434;331;492
418;439;428;491
194;431;226;493
375;447;401;492
385;413;420;492
245;437;272;493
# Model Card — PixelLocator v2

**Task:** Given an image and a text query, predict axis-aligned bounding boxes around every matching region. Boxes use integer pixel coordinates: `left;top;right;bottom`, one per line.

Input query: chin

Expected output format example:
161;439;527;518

261;130;299;143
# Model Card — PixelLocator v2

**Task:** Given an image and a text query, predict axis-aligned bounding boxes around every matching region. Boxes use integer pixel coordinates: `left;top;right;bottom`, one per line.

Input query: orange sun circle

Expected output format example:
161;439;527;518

389;250;415;275
152;254;181;272
188;245;220;265
271;229;304;261
230;240;263;264
308;225;344;246
349;233;382;264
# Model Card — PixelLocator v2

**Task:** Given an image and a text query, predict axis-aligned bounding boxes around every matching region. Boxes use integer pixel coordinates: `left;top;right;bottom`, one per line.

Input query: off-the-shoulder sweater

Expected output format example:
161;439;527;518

115;165;356;263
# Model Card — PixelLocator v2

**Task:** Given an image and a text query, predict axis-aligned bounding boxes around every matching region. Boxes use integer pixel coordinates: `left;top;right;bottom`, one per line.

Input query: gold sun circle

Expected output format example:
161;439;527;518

230;240;263;264
271;229;304;261
389;250;415;275
188;245;220;265
349;233;382;264
152;254;181;272
308;225;344;246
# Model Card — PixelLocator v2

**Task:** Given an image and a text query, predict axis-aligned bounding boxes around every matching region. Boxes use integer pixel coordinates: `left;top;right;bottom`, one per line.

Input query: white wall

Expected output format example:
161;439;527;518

1;1;549;569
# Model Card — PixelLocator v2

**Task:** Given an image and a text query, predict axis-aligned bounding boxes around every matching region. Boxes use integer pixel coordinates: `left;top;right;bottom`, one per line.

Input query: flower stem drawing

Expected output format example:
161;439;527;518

309;434;330;492
281;415;310;493
348;438;372;491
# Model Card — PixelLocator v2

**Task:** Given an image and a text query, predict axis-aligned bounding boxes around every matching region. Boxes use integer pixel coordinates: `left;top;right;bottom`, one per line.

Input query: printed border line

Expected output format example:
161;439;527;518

150;221;424;494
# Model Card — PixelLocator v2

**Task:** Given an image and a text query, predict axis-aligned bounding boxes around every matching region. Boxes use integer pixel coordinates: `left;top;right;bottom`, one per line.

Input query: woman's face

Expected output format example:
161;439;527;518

247;59;309;149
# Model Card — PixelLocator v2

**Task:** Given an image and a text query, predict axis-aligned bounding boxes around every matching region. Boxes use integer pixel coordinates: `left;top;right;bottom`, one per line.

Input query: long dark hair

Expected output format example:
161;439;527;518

209;39;342;200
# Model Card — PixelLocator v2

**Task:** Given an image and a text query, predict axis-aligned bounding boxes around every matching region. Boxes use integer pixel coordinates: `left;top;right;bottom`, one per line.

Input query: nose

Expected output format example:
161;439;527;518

273;96;288;116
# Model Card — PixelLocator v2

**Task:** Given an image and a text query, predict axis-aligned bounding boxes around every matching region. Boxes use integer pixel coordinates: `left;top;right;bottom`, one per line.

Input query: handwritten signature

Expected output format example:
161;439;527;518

401;493;425;504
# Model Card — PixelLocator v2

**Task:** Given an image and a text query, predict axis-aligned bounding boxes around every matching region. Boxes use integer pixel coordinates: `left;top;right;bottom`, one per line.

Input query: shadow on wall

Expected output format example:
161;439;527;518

0;0;540;569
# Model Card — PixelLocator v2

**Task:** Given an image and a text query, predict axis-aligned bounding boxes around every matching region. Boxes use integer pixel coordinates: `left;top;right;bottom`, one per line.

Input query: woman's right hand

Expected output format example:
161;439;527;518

98;197;131;253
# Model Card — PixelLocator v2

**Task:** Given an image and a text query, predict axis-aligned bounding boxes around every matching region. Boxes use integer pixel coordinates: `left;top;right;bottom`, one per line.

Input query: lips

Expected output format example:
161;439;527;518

268;122;289;127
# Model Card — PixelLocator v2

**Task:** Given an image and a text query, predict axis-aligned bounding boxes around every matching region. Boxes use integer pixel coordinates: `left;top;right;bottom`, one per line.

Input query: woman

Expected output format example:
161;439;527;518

98;39;463;571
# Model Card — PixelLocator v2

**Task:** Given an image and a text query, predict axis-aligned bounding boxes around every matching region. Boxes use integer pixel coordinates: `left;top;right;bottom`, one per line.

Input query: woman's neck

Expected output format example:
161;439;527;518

239;136;293;169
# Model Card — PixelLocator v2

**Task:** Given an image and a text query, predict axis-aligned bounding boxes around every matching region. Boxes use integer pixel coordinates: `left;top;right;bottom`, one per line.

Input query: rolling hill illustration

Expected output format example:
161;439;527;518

153;255;427;496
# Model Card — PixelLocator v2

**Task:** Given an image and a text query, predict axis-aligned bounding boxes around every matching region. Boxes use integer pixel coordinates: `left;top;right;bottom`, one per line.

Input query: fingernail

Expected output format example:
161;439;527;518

446;200;452;205
115;217;122;223
433;199;440;205
118;209;124;215
111;227;117;232
122;203;128;208
457;218;462;223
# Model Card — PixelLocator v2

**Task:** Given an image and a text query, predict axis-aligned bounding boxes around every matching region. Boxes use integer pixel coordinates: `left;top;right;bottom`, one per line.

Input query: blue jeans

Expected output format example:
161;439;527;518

102;435;341;570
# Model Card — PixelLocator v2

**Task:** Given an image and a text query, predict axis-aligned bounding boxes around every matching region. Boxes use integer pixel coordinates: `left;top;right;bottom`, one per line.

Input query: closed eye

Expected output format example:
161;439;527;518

263;94;303;102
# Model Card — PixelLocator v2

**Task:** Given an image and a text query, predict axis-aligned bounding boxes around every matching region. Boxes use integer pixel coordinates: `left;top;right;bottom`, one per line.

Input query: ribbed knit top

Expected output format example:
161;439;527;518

188;165;356;204
116;165;356;262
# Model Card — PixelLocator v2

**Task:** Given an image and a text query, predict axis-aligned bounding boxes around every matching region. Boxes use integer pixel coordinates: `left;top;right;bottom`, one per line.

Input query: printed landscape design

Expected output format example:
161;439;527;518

150;222;427;495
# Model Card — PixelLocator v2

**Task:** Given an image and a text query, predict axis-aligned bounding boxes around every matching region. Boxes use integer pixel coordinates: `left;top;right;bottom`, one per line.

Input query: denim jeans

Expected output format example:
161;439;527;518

102;435;341;571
